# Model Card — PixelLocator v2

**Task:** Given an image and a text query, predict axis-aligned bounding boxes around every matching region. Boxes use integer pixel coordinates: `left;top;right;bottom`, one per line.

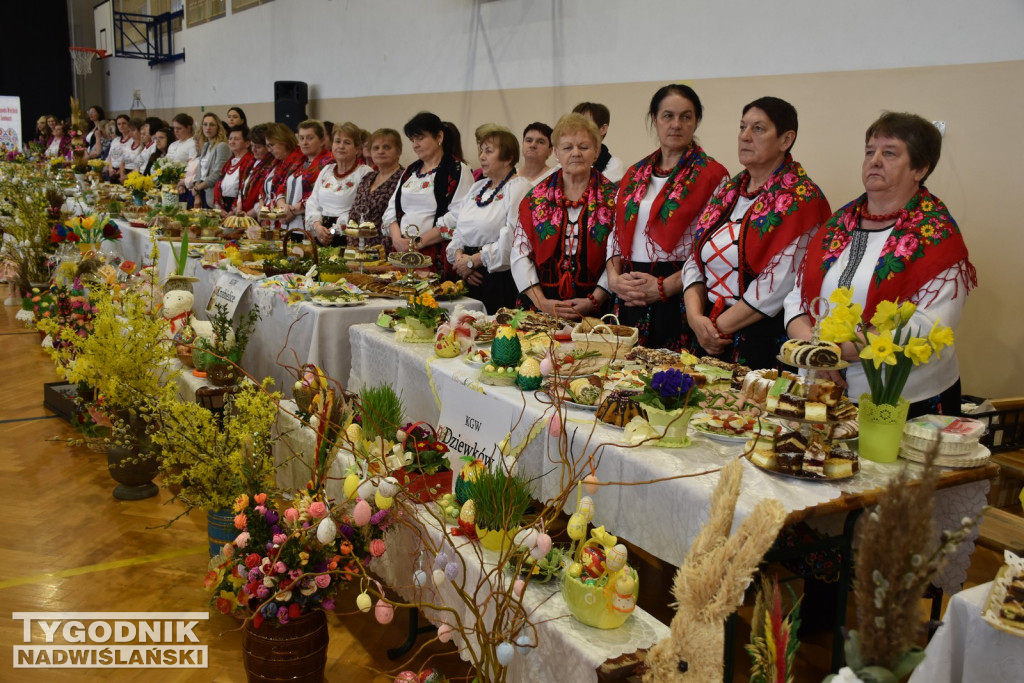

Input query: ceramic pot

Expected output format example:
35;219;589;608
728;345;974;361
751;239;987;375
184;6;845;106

107;444;159;500
858;394;910;463
643;405;696;447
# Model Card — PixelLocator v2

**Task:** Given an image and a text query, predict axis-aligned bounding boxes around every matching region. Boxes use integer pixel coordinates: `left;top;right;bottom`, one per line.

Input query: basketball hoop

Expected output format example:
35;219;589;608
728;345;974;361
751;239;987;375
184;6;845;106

69;47;107;76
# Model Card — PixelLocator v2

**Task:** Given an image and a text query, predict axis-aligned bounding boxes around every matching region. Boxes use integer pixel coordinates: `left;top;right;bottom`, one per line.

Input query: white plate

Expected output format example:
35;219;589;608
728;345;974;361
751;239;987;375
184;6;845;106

463;354;490;369
538;391;599;412
689;412;784;443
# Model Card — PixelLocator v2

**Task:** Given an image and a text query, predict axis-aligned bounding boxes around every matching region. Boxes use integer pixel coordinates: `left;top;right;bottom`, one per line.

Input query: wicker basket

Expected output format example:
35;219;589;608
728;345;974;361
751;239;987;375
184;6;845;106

571;314;638;360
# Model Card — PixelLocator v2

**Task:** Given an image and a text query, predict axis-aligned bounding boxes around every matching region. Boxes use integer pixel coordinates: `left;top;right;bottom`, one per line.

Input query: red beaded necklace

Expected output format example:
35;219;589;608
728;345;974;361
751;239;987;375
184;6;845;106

561;194;586;209
861;207;903;222
333;162;359;180
738;174;763;199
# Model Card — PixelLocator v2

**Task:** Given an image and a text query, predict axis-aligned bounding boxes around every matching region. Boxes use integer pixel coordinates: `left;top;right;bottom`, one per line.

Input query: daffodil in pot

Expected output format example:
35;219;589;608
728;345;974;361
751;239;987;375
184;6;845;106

123;170;156;205
818;287;955;463
634;368;704;447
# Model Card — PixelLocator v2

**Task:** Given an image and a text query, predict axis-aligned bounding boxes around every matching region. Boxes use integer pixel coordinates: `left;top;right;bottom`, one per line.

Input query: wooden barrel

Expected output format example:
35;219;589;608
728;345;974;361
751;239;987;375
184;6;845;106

206;508;236;557
243;610;328;683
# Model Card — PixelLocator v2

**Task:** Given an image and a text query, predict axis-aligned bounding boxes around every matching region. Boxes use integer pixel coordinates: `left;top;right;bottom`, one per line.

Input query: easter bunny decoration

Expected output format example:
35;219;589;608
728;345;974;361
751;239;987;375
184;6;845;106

643;459;787;681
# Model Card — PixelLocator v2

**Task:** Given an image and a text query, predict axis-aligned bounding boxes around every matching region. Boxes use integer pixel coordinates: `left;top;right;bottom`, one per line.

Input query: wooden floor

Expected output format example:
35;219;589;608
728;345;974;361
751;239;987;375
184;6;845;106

0;285;1005;682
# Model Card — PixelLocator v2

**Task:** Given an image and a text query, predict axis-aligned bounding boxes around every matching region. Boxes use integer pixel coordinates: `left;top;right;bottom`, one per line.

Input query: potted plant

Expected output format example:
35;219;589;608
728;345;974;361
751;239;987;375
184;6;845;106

0;172;57;293
198;302;261;387
393;291;447;342
123;170;155;205
817;286;955;462
52;212;122;255
393;421;453;503
634;367;705;447
466;466;533;552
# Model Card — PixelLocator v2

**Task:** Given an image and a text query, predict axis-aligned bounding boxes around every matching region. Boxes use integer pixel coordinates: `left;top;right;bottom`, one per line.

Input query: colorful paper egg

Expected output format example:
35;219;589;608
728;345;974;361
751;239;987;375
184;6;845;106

437;623;453;643
548;412;562;437
567;562;583;578
458;499;476;532
374;491;394;509
345;422;363;443
539;355;554;375
315;517;337;544
515;358;543;390
353;499;372;526
605;544;628;573
581;546;606;579
577;496;595;521
375;599;394;624
356;591;372;613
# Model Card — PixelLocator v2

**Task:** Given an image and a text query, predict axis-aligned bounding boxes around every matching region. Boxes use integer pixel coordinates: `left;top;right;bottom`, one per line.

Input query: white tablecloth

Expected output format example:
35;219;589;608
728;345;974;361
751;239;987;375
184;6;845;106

119;224;484;396
372;508;669;683
347;323;989;585
909;581;1024;683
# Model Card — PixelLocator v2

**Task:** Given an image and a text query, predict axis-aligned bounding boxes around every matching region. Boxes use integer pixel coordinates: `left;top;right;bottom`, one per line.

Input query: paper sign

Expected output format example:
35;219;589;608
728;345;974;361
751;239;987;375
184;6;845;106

437;379;540;472
0;96;22;152
206;273;251;317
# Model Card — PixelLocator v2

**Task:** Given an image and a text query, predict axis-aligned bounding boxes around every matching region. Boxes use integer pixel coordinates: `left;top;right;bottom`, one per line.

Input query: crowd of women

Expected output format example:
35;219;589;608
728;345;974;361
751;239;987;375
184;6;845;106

32;85;976;417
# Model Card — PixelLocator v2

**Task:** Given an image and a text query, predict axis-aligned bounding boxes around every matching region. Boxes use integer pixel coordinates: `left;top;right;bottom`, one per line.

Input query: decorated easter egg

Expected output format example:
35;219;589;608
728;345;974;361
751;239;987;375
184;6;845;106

437;623;453;643
434;551;449;570
316;517;338;544
530;545;547;561
343;472;361;500
491;325;522;366
444;561;459;582
534;532;552;555
374;491;394;509
615;572;636;595
581;546;606;578
566;513;587;540
515;358;543;391
496;641;515;666
353;499;372;526
413;569;429;588
539;355;553;375
378;476;400;498
583;473;600;494
357;478;377;500
458;499;476;530
346;422;363;443
605;544;628;573
513;578;525;597
547;412;562;437
356;591;372;613
394;672;418;682
375;599;395;624
577;496;595;521
514;633;535;656
567;562;583;578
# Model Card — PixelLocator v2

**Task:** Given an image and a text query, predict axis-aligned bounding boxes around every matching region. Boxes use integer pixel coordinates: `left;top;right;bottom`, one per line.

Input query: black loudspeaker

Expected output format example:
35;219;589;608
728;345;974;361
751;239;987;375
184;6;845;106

274;81;308;131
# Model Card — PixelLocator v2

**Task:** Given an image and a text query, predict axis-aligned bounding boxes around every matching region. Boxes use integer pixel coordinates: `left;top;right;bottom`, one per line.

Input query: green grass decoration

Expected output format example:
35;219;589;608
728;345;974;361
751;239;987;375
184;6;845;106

358;382;404;442
467;467;533;530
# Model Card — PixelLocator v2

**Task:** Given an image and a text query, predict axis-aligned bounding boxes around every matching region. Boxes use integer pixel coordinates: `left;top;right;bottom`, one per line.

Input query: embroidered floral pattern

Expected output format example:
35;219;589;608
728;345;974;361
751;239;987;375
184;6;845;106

622;146;706;225
527;170;615;246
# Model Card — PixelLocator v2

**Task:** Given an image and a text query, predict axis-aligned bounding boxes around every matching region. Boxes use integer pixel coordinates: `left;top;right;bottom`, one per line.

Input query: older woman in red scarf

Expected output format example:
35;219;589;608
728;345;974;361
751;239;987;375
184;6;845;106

607;84;728;350
511;113;617;321
785;112;975;417
272;119;332;235
683;96;832;369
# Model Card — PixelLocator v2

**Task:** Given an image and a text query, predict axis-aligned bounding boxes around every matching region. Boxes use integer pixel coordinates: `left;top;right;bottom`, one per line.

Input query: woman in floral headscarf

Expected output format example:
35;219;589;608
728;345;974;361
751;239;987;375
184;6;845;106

607;84;728;349
511;113;617;321
785;112;975;416
683;96;832;369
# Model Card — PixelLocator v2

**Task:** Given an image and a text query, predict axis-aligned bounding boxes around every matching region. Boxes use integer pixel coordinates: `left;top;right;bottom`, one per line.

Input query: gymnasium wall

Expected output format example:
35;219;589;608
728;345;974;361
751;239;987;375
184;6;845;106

98;0;1024;399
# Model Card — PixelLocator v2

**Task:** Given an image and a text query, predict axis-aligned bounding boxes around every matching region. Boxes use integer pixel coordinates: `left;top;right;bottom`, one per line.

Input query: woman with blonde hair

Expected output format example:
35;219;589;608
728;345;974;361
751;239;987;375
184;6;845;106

193;112;230;208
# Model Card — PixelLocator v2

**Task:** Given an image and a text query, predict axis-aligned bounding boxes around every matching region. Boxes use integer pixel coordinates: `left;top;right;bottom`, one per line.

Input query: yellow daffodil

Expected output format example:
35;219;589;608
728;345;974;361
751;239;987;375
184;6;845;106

905;337;933;365
820;316;858;343
830;287;854;307
897;301;917;325
830;302;863;329
859;330;903;369
81;215;96;231
870;300;901;333
928;321;954;357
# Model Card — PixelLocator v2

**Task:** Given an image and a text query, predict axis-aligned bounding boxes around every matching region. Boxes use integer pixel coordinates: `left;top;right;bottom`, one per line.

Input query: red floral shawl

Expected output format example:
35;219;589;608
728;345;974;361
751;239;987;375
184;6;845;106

213;151;255;210
239;155;277;213
272;148;332;202
615;145;727;260
693;154;831;285
799;187;976;321
519;169;616;282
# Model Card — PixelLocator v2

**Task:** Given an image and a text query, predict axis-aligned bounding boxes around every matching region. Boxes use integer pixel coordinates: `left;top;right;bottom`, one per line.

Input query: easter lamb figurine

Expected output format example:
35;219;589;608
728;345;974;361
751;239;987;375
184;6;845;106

643;459;787;681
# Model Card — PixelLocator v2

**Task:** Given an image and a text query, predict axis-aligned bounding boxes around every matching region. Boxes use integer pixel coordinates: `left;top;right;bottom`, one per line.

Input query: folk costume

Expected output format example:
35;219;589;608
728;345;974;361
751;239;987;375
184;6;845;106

511;169;617;308
305;161;373;244
784;187;976;412
610;145;728;350
382;155;472;273
214;151;255;212
684;154;831;369
273;148;332;233
238;154;276;214
441;173;531;314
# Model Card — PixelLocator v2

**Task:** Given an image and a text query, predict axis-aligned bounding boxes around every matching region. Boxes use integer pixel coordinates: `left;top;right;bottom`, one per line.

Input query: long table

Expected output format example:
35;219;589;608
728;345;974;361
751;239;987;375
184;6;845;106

348;323;992;593
117;223;484;396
